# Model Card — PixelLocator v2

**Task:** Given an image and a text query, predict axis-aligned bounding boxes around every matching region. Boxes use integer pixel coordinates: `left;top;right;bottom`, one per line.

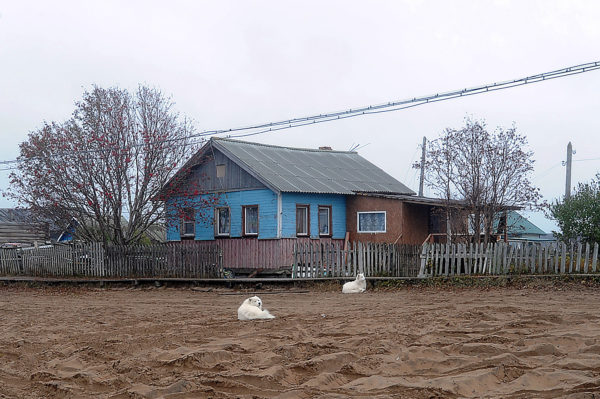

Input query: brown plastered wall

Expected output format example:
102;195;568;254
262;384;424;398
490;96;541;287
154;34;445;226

345;195;431;244
401;202;431;244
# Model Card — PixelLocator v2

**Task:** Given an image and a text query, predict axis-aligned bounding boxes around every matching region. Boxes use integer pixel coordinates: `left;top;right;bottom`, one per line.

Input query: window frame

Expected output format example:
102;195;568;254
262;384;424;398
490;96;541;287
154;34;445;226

357;211;387;234
318;205;332;237
242;205;259;237
295;204;310;237
180;207;196;238
215;206;231;237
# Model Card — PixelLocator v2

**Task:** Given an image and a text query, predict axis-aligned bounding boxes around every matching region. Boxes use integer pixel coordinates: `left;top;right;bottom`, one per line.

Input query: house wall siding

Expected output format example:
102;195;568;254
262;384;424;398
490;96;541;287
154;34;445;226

166;188;278;241
0;223;49;244
179;147;266;193
345;196;431;244
281;193;346;239
166;191;347;241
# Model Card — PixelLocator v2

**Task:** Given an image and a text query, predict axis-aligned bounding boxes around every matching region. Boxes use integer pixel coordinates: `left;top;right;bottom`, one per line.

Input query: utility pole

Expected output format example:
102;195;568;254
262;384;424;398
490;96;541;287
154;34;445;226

418;136;426;196
565;142;573;199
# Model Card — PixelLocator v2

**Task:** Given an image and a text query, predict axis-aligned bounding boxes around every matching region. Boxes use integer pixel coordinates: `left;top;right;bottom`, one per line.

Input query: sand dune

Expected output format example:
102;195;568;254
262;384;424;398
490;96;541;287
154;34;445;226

2;284;600;398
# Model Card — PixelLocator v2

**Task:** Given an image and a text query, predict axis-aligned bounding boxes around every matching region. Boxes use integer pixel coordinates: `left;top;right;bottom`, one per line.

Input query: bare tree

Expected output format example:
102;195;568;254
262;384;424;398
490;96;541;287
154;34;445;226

416;117;541;243
7;85;199;246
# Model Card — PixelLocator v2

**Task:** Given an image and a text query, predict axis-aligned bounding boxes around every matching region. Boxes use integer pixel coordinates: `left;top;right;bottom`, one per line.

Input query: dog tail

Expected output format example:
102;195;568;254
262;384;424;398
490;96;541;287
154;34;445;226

262;309;276;319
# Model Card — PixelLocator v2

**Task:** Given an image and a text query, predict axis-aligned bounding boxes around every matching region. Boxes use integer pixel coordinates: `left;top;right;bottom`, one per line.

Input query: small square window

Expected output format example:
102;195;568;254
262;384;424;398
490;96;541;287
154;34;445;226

216;164;226;178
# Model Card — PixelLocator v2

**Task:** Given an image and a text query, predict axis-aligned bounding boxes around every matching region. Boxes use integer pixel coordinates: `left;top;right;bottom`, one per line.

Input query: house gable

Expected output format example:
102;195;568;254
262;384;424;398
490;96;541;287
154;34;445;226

174;146;268;194
212;138;415;195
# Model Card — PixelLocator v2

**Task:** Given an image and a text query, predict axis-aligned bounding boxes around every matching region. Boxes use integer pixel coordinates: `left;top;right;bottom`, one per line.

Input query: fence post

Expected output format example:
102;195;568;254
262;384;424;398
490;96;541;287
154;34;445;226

418;243;428;277
560;242;566;274
576;242;583;273
568;242;574;273
593;242;599;273
528;244;535;274
584;242;590;273
358;242;364;275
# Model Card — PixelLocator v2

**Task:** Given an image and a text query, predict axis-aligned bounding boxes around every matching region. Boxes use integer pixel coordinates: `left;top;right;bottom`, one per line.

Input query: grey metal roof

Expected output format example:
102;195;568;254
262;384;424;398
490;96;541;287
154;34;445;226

211;138;415;195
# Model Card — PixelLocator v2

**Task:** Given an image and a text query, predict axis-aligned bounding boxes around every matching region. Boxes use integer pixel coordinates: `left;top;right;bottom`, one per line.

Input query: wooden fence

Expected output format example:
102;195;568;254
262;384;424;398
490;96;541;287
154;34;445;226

216;237;342;270
419;241;600;277
5;239;599;280
0;242;221;279
104;243;221;278
20;243;104;277
292;242;421;278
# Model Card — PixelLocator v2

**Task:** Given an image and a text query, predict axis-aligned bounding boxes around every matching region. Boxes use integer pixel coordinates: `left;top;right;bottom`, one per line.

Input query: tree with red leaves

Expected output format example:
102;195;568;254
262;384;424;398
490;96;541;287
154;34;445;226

7;85;199;246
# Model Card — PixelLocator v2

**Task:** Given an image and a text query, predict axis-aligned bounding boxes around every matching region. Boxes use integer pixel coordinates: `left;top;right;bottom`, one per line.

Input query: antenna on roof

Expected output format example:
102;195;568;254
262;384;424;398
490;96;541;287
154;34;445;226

353;143;371;151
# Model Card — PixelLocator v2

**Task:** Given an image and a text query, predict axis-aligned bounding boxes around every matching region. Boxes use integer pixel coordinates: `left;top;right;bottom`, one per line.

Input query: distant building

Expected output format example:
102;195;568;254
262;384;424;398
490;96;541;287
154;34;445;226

0;208;48;246
499;211;551;242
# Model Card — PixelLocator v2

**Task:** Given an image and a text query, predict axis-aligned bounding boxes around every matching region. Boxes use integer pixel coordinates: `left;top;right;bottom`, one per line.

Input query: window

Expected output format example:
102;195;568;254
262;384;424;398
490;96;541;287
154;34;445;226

318;206;332;236
296;205;309;236
243;205;259;236
216;164;226;178
181;208;195;237
215;207;230;236
357;211;386;233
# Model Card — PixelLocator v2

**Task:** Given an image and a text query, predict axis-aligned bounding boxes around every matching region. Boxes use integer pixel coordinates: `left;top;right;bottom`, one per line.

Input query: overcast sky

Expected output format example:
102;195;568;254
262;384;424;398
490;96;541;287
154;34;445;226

1;0;599;233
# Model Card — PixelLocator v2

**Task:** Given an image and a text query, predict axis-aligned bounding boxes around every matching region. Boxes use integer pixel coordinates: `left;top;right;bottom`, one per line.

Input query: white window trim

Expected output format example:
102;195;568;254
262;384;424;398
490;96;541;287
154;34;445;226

357;211;387;233
215;207;231;237
244;205;259;236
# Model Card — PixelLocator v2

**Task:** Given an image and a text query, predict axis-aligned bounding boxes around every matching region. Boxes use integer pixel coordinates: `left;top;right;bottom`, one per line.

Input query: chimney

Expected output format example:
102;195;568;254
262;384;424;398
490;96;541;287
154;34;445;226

319;146;332;151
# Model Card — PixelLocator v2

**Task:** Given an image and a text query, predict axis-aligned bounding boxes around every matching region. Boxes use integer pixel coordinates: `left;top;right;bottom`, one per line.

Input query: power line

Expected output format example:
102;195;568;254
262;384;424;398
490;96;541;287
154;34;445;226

534;162;563;181
573;157;600;162
1;60;599;168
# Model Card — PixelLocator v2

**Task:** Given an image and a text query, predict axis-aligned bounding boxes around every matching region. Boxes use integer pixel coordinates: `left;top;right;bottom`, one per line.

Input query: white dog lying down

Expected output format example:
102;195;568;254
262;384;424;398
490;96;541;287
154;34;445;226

237;296;276;320
342;273;366;293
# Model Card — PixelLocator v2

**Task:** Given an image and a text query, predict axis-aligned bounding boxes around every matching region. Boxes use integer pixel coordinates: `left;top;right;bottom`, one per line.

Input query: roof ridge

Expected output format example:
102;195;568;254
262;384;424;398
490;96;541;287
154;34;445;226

211;137;357;154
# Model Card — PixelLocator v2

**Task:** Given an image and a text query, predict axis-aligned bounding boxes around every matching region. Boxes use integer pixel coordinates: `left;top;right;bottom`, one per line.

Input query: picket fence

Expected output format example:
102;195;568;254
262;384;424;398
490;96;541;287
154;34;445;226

419;241;600;277
3;240;599;281
292;241;421;278
0;242;221;279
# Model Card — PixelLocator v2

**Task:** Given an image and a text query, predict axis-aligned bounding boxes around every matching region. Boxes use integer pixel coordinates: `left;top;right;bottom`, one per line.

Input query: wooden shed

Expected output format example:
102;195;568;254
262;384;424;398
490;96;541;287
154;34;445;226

0;209;49;246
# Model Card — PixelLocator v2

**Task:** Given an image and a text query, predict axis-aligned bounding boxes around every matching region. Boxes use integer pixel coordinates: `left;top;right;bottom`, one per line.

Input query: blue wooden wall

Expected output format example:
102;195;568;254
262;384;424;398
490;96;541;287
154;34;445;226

166;189;278;240
166;190;347;241
281;193;346;239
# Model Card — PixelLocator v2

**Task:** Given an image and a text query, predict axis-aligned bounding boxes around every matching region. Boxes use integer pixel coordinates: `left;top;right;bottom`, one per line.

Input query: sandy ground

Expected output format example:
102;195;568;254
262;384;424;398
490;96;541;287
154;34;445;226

2;284;600;398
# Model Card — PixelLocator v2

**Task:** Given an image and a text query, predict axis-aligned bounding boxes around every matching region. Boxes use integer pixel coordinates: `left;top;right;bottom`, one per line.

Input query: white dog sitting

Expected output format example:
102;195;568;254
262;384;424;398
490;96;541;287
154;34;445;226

237;296;275;320
342;273;366;293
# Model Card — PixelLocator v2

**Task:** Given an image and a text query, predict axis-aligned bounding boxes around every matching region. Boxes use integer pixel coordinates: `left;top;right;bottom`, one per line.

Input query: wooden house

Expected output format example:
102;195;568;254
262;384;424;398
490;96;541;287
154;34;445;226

0;208;49;247
495;211;550;242
161;138;416;242
160;138;477;272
